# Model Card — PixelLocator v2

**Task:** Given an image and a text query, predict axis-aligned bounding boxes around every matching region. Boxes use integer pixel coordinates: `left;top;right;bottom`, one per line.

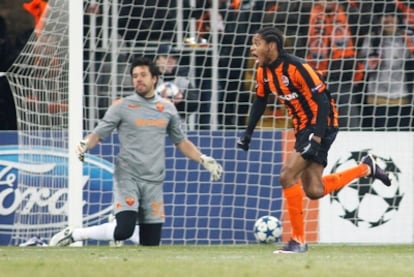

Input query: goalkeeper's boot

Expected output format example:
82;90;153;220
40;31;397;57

49;226;75;246
273;238;308;254
361;154;391;186
19;236;48;247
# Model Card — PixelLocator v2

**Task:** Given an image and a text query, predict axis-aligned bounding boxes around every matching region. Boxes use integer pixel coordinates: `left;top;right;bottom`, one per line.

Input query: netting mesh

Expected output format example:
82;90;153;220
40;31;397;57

6;0;70;245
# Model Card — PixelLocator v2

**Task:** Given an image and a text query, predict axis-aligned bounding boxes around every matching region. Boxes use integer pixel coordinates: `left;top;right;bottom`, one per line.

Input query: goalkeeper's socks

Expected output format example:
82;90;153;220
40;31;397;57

283;183;304;244
72;222;140;243
72;222;116;241
323;163;369;195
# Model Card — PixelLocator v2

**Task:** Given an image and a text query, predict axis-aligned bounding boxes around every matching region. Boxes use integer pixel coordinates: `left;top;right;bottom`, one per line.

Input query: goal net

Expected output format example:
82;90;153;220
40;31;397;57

5;0;72;245
5;0;413;245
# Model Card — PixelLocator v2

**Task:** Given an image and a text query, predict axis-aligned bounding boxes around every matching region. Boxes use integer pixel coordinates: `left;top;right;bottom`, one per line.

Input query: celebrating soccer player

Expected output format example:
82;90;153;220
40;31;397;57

237;26;391;253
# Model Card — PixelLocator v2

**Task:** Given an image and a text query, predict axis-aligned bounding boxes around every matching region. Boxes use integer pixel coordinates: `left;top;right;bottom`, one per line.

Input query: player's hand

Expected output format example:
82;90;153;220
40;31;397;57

200;154;223;181
76;140;89;162
300;138;321;161
237;134;251;151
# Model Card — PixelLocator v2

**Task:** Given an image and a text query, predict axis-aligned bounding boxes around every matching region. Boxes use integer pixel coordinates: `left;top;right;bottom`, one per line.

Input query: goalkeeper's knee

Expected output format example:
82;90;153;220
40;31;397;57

114;211;137;241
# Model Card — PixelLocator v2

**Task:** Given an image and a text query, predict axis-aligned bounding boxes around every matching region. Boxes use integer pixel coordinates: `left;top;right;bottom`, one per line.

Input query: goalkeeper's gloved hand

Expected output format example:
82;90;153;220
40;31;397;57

76;139;89;162
200;154;223;181
300;137;322;161
237;133;251;151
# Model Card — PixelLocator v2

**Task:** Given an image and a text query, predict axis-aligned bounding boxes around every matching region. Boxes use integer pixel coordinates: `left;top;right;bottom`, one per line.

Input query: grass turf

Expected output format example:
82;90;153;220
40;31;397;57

0;244;413;277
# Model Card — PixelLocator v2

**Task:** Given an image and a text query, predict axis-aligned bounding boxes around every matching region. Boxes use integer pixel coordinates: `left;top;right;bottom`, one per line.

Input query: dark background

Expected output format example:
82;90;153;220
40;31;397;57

0;0;33;130
0;0;33;43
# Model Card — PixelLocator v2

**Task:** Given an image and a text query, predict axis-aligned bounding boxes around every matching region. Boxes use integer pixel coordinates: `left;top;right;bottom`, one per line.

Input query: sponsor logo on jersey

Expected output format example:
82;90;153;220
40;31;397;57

135;118;168;127
278;92;299;101
128;104;140;109
135;110;168;128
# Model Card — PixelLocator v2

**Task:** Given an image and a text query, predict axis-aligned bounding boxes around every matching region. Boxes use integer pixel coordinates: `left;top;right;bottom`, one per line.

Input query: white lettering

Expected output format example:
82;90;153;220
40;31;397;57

0;166;15;187
278;92;299;101
0;165;89;216
0;187;20;215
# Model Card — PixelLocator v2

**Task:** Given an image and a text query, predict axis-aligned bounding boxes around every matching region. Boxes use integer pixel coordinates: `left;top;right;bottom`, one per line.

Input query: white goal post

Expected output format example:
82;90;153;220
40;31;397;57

67;0;84;245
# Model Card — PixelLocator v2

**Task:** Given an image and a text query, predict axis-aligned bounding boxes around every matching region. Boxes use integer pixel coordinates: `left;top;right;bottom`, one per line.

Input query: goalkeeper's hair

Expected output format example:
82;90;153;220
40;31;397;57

130;56;159;79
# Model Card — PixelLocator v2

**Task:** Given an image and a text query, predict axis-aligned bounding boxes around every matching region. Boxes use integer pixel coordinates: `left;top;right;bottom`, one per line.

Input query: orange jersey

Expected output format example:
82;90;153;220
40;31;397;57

256;54;338;133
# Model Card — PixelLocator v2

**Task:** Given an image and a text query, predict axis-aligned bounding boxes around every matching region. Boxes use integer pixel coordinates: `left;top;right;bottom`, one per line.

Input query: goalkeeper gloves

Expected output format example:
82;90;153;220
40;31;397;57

237;133;251;151
300;137;322;161
200;154;223;181
76;139;89;162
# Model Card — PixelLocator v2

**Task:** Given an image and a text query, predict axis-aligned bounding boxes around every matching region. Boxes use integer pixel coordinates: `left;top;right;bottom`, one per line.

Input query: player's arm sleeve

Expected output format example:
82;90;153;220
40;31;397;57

93;100;123;139
167;105;187;144
176;139;202;163
312;91;330;137
245;95;268;136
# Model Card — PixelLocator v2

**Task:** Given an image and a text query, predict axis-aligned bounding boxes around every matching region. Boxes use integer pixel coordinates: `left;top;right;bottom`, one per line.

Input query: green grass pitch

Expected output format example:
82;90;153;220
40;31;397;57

0;244;413;277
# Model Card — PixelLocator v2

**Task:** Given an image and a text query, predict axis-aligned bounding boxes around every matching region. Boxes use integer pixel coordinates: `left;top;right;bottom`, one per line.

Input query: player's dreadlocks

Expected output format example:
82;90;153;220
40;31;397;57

256;26;285;52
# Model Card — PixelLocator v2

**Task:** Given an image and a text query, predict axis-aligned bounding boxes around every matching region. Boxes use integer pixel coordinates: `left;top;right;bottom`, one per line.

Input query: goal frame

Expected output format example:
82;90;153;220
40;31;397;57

68;0;83;239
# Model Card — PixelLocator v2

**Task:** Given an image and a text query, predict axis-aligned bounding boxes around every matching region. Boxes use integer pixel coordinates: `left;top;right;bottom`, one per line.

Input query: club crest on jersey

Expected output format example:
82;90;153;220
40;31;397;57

281;75;289;86
125;196;136;206
156;102;164;112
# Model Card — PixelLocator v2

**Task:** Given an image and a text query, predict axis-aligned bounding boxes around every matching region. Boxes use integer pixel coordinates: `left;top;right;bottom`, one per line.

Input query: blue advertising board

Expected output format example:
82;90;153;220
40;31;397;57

0;131;283;245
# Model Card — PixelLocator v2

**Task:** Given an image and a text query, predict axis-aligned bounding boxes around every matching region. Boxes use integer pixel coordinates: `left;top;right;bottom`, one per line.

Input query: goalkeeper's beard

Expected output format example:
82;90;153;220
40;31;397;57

135;86;155;99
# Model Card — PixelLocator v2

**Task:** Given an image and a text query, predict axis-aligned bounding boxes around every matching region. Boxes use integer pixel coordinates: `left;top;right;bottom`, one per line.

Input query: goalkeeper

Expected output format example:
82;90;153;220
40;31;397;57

237;26;391;254
50;57;223;247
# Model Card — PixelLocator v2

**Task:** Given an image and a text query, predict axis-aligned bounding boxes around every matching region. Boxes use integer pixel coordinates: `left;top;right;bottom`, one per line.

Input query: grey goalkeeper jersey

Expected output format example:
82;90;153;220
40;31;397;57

93;93;186;182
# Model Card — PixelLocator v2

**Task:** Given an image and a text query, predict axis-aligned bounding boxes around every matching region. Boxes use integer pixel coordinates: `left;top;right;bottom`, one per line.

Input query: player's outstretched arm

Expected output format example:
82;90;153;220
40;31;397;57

176;139;223;181
237;96;268;151
76;133;100;162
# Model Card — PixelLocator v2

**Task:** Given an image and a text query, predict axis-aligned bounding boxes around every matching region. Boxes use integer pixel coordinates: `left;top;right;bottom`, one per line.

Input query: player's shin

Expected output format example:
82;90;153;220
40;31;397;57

322;163;369;195
282;183;305;243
